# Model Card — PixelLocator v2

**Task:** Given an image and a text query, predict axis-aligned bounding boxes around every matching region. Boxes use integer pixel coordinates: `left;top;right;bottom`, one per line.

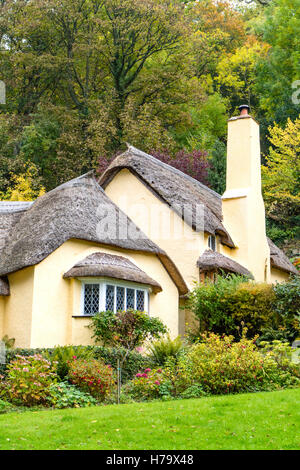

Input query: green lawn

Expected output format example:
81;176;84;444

0;389;299;450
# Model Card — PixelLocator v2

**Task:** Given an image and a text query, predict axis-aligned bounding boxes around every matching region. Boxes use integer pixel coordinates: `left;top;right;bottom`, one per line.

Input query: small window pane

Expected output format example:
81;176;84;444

126;288;135;309
208;235;216;252
84;284;99;315
106;285;115;311
136;290;145;311
116;286;125;311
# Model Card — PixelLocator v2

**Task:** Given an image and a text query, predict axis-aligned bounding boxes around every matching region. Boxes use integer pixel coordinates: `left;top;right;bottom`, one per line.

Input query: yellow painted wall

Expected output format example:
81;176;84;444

222;116;271;282
104;169;205;290
270;268;290;284
3;267;35;348
0;297;4;339
16;238;180;348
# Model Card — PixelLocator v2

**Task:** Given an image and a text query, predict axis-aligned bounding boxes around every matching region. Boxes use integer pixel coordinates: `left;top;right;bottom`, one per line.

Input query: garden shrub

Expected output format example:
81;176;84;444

92;346;152;383
90;310;166;364
0;346;150;383
47;382;97;409
68;358;115;401
259;340;300;378
188;274;300;341
180;333;300;395
148;334;185;366
124;368;172;401
269;276;300;342
188;274;249;337
1;354;57;406
43;345;94;379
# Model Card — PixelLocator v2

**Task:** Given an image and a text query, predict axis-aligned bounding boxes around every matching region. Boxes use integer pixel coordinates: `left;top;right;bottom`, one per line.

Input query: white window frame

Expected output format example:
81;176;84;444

80;278;150;316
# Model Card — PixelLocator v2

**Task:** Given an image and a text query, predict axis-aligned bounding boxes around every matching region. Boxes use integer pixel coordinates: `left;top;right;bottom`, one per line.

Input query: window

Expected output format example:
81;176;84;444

208;235;216;252
82;280;149;316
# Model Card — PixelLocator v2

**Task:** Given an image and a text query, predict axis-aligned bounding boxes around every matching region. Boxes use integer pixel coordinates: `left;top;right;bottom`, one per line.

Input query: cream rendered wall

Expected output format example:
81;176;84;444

270;268;290;284
104;169;206;290
0;298;4;338
3;267;35;348
222;116;270;282
29;238;179;348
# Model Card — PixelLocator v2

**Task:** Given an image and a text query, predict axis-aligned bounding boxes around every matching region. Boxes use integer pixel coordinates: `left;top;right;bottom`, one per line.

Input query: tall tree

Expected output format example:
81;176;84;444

255;0;300;125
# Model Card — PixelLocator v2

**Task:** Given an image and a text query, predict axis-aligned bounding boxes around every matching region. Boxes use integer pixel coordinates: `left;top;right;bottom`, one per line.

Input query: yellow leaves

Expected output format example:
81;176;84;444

3;165;45;202
215;37;270;97
262;116;300;220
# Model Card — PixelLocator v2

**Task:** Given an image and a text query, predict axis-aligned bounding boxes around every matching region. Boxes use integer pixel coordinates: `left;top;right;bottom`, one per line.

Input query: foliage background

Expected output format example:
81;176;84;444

0;0;299;255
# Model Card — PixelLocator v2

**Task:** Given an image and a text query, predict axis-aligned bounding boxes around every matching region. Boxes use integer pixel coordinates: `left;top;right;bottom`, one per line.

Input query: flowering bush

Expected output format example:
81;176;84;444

44;345;94;379
181;333;300;395
68;358;115;401
47;382;97;409
1;354;57;406
124;368;172;401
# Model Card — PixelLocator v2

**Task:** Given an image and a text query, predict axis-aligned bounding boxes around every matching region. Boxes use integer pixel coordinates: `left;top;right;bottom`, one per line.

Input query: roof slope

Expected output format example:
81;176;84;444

197;249;254;279
99;145;234;247
0;202;33;251
0;172;188;294
64;252;162;293
268;238;298;275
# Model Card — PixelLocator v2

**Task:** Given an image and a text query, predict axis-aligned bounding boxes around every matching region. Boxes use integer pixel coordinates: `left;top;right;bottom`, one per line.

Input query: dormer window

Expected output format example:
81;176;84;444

208;235;216;252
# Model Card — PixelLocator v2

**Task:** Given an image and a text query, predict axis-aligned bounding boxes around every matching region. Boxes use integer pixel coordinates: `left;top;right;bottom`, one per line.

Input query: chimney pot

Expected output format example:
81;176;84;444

239;104;250;116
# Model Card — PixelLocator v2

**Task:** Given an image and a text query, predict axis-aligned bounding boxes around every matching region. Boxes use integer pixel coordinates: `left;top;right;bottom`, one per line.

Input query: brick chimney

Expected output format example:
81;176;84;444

222;106;270;281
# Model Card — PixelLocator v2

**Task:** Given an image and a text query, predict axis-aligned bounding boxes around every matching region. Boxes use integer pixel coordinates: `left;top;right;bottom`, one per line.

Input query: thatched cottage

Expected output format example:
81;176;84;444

0;107;297;348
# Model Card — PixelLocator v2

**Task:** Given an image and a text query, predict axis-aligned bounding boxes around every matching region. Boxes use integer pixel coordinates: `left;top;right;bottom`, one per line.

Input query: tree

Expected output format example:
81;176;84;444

254;0;300;125
262;116;300;245
207;140;227;195
0;0;199;185
216;37;269;113
187;0;246;79
0;165;45;201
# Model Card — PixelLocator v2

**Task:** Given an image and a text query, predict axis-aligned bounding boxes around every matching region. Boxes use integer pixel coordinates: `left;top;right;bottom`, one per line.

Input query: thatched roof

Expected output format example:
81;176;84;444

268;238;298;275
0;202;33;251
64;252;162;293
0;276;10;296
0;172;188;295
197;249;254;279
99;145;235;248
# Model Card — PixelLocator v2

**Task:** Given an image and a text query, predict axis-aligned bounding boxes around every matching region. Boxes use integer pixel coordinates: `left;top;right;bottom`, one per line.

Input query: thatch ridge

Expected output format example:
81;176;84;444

268;238;298;275
64;252;162;293
99;145;235;247
197;249;254;279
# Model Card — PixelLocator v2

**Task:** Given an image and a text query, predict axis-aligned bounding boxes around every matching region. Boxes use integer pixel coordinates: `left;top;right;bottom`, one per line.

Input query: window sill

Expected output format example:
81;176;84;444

72;315;94;318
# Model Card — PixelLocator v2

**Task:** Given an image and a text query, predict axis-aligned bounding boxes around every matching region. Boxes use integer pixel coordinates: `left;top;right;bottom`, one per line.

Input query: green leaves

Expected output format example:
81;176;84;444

90;309;167;355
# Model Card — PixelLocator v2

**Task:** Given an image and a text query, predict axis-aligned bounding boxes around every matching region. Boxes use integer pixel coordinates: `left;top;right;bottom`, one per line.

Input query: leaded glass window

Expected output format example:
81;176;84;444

136;290;145;311
126;288;135;309
83;284;100;315
82;281;148;315
116;286;125;311
106;285;115;311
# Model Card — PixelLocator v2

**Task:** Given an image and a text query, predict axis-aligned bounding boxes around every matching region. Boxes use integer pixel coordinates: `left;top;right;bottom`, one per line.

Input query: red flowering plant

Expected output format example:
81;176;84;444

124;367;172;401
67;358;115;401
0;354;58;406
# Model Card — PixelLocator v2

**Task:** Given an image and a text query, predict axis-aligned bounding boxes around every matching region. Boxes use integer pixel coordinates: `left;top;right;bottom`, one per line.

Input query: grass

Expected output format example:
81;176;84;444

0;389;299;450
